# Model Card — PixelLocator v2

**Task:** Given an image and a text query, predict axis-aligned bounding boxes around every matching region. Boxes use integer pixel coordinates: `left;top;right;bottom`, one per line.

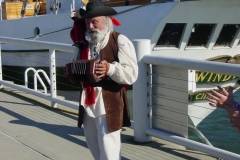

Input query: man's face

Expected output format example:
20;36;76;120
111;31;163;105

85;16;105;32
85;16;108;44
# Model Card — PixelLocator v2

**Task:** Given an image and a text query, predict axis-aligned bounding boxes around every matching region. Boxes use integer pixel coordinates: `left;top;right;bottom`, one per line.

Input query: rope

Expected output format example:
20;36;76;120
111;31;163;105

21;0;28;18
34;0;41;16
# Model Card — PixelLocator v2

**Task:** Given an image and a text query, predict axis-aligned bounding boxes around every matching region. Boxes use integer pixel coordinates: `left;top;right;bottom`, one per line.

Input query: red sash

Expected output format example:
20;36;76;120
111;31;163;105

70;18;95;105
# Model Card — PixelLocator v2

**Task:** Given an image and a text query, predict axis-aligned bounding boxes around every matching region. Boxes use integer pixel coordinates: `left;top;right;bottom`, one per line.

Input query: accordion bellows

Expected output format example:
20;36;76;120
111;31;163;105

65;59;100;83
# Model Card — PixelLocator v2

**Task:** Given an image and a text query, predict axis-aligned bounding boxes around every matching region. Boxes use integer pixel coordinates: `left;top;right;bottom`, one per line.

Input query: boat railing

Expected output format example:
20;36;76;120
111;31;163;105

0;37;240;159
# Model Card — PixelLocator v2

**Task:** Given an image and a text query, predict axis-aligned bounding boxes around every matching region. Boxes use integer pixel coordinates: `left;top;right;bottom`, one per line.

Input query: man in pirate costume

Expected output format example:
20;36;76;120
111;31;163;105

70;0;138;159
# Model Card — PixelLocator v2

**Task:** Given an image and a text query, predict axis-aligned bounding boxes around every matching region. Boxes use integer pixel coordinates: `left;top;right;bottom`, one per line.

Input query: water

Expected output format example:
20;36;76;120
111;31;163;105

188;108;240;154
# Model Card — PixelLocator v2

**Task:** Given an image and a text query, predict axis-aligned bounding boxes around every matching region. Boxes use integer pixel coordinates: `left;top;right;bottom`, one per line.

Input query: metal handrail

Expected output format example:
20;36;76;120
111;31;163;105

25;68;36;88
34;69;50;93
146;128;240;160
25;67;50;94
188;125;213;146
143;54;240;77
133;39;240;160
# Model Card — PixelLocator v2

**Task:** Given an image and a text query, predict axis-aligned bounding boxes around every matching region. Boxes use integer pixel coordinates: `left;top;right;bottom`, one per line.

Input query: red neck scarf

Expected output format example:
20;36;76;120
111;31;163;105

70;18;95;106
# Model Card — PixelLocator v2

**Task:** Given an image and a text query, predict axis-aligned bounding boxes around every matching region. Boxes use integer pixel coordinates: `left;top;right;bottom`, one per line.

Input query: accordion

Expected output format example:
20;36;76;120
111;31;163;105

64;59;100;83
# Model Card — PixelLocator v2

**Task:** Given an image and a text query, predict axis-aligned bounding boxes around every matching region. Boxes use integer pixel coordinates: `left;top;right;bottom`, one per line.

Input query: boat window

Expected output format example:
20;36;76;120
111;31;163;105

155;23;185;48
187;24;215;48
34;27;40;36
214;24;240;47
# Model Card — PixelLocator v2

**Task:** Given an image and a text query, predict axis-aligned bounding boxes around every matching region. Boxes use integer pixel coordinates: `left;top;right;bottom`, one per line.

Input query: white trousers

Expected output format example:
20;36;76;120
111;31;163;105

83;113;121;160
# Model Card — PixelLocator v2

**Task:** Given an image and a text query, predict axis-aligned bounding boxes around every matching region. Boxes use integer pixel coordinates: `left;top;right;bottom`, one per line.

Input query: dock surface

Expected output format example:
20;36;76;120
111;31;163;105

0;87;216;160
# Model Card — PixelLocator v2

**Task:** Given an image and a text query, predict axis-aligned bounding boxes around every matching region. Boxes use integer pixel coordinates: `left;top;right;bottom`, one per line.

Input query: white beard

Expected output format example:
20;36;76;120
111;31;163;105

85;27;108;44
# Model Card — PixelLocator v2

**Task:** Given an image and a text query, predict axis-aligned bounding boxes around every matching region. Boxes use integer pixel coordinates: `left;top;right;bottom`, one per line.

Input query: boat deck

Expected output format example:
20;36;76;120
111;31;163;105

0;86;216;160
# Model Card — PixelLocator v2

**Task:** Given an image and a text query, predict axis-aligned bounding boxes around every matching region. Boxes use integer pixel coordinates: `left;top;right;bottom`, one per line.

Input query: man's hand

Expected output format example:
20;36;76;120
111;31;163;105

206;86;240;134
206;86;236;114
95;60;109;80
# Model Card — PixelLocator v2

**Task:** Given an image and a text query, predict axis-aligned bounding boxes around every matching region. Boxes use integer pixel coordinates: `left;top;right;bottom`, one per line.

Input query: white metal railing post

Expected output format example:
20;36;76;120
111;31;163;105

132;39;152;142
49;49;57;108
0;43;2;88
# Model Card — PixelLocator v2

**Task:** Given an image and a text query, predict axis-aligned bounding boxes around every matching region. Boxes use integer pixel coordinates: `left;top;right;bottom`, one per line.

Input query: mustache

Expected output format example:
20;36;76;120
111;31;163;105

88;28;100;34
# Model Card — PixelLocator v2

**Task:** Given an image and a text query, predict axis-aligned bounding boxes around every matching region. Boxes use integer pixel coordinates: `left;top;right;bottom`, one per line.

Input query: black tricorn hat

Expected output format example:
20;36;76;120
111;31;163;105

78;0;117;18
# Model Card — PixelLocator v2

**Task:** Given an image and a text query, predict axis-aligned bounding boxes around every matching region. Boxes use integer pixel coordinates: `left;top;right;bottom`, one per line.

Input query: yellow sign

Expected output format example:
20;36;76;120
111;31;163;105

196;71;238;84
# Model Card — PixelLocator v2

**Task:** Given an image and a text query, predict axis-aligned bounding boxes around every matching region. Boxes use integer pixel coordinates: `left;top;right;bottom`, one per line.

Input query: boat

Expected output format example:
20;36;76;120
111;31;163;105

1;0;240;132
112;0;240;127
0;0;150;90
0;0;79;89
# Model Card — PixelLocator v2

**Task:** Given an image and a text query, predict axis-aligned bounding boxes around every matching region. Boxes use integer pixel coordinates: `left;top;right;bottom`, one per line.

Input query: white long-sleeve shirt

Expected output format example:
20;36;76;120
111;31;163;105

80;31;138;118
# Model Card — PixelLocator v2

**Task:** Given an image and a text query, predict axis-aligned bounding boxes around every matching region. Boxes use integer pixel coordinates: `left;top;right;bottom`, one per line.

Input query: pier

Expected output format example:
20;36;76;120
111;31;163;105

0;86;216;160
